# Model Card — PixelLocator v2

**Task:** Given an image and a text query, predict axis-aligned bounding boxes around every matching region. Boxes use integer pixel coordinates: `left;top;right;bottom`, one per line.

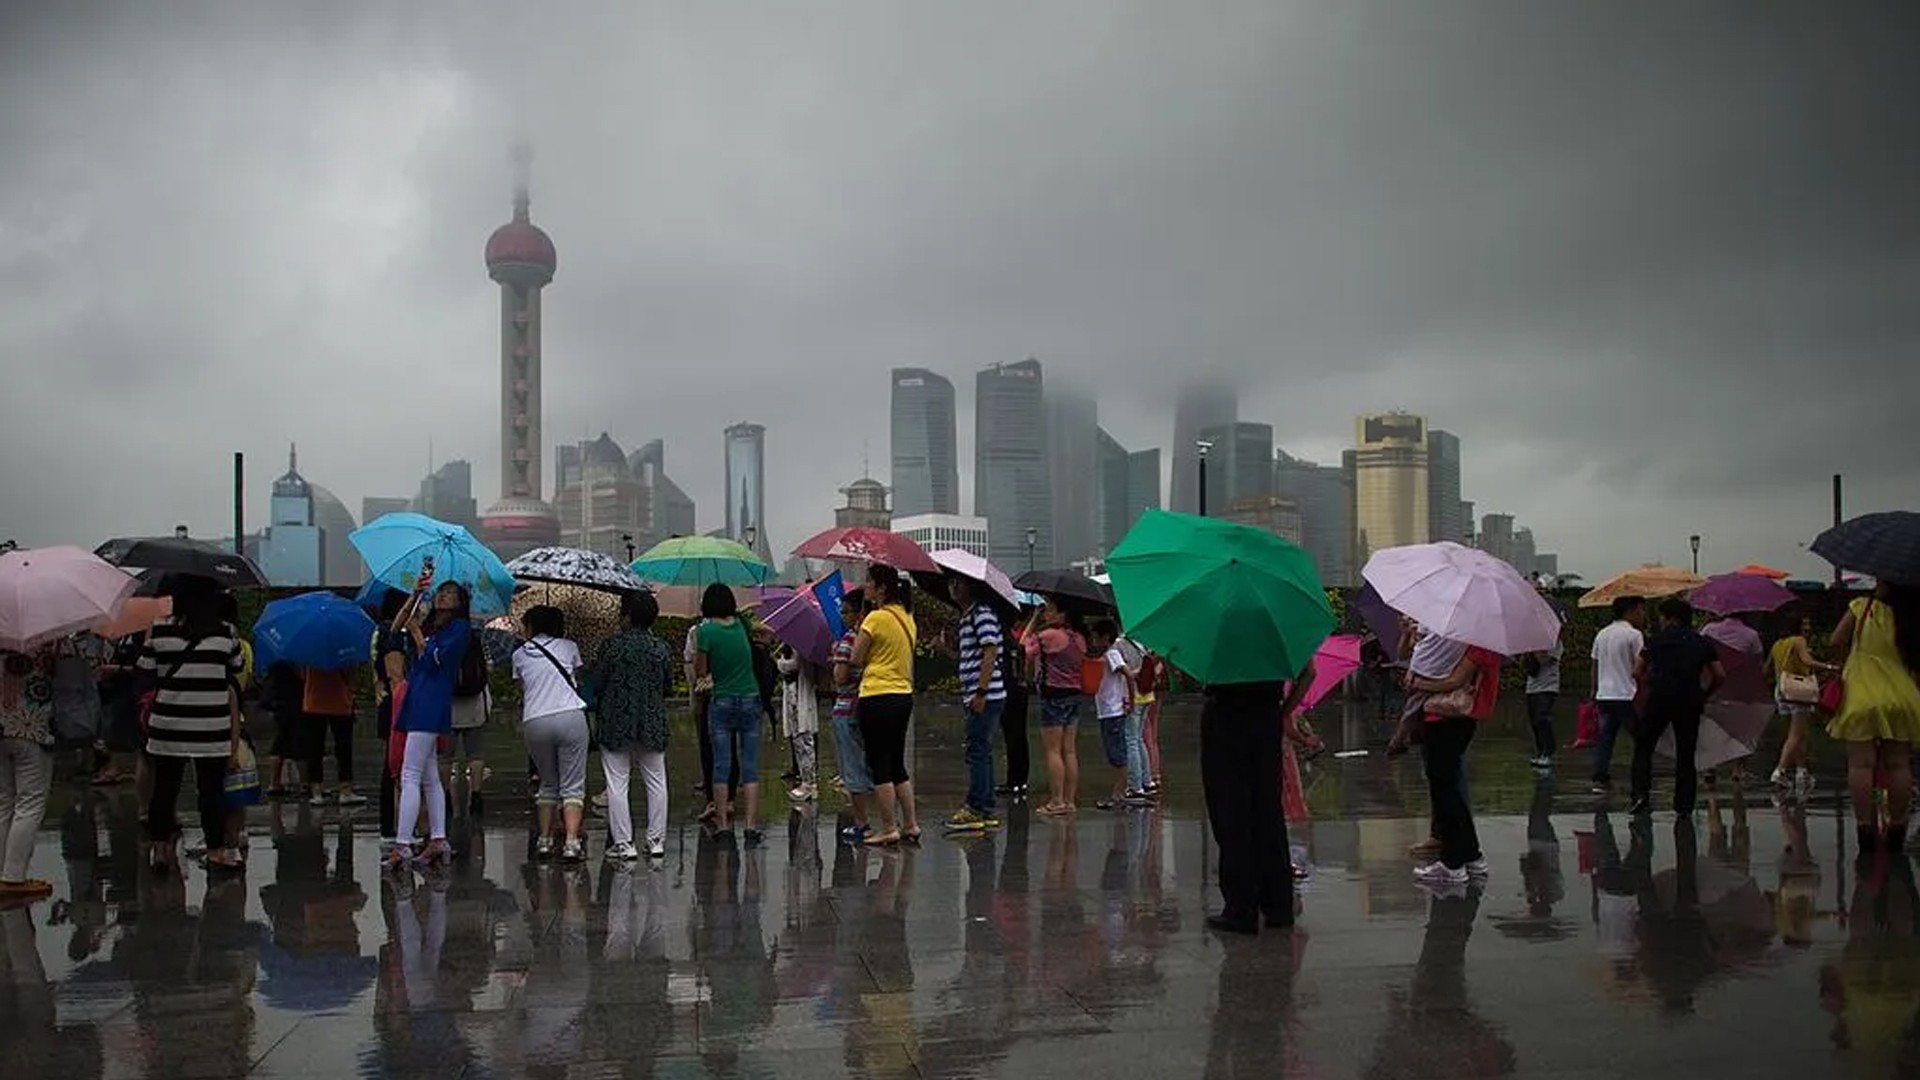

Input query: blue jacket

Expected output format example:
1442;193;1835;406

396;618;470;735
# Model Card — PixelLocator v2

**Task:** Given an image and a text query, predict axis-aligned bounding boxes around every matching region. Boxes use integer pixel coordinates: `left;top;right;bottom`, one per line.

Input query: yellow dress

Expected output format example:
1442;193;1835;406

1827;598;1920;743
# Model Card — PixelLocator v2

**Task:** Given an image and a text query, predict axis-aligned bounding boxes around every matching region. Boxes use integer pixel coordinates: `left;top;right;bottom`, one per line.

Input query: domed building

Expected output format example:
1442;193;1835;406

477;144;562;560
259;445;325;586
308;483;363;587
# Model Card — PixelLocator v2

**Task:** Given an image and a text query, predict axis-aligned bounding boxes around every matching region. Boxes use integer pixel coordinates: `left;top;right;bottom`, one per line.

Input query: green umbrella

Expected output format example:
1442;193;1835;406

630;536;771;588
1106;509;1334;685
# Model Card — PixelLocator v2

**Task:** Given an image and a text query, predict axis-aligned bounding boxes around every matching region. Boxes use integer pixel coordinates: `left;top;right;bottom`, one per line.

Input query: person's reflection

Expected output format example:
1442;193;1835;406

123;870;262;1079
846;850;917;1079
1775;802;1819;950
585;860;671;1072
1821;853;1920;1072
1521;775;1564;919
514;857;593;1074
1204;916;1306;1078
1630;819;1716;1014
775;809;834;1001
1705;786;1751;871
372;874;470;1076
1364;889;1515;1078
1;904;64;1071
1590;812;1643;965
257;806;371;1014
919;831;1018;1072
692;831;775;1075
1039;819;1091;994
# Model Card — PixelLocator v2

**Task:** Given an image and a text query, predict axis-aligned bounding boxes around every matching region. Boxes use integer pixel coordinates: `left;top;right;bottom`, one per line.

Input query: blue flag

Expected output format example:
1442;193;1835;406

813;571;847;638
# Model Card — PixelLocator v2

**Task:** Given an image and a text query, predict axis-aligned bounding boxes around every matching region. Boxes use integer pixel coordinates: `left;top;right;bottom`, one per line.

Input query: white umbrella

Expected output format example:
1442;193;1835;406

928;549;1020;610
1362;542;1562;656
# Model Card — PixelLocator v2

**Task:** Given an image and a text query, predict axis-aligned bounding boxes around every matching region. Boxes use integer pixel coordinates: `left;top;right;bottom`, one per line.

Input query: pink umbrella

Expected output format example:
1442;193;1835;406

1300;634;1364;709
791;526;940;573
763;590;834;665
1689;573;1796;616
927;549;1020;610
0;546;138;652
1658;631;1772;770
1362;542;1561;656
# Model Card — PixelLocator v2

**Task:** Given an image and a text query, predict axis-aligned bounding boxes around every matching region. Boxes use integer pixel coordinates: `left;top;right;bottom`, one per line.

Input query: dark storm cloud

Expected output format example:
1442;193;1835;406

1;1;1915;578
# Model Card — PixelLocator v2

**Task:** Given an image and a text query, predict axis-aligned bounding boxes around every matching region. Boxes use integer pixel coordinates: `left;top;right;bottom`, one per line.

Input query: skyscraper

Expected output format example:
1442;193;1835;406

889;368;958;518
1047;391;1100;566
1427;429;1467;544
1096;429;1130;556
1126;448;1161;533
1198;421;1274;513
1352;412;1430;569
1171;385;1237;514
629;440;697;543
477;144;562;560
1274;449;1353;587
975;359;1051;571
554;433;648;558
414;460;478;532
260;445;323;587
723;422;773;564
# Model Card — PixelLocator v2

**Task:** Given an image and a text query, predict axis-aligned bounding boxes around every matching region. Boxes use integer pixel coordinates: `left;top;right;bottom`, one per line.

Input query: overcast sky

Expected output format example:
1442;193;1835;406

2;2;1914;580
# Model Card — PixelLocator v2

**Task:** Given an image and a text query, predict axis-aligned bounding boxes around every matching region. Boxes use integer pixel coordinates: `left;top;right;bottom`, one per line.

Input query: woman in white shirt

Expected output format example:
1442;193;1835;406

513;605;590;862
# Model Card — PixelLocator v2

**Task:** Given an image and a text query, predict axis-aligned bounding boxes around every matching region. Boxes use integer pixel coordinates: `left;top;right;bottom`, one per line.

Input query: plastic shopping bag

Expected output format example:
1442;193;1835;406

223;741;263;808
1571;701;1602;749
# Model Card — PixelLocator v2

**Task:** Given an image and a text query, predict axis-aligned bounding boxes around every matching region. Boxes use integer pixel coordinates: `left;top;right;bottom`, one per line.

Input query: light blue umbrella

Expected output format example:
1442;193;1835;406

349;512;518;616
253;591;376;671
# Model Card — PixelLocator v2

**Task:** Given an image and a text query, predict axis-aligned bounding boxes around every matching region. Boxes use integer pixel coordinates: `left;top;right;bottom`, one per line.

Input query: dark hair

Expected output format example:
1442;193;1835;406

1658;597;1694;625
216;592;239;623
1089;618;1119;642
1880;584;1920;677
379;588;409;622
523;604;567;639
868;565;911;610
170;577;226;636
423;581;471;634
621;590;660;630
1612;596;1646;619
840;588;869;615
700;582;738;620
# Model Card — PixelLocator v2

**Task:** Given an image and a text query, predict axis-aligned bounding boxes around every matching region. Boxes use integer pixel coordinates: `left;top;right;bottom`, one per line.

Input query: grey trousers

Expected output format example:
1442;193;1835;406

523;710;590;807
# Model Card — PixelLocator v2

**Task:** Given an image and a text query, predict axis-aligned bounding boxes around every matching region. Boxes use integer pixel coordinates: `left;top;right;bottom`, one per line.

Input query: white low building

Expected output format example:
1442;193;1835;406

894;513;990;561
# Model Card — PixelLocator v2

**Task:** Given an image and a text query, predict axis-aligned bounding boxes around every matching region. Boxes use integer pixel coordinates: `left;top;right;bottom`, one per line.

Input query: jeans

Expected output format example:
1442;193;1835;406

523;709;590;806
1592;700;1637;784
708;696;762;786
1421;715;1482;869
603;748;667;848
1632;700;1703;814
1124;703;1150;793
832;709;873;794
1526;692;1557;759
0;739;52;882
965;699;1004;813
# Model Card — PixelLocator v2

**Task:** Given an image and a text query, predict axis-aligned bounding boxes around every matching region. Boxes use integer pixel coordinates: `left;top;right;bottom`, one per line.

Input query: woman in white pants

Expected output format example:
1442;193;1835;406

0;646;57;900
388;579;472;870
585;592;673;860
775;643;820;801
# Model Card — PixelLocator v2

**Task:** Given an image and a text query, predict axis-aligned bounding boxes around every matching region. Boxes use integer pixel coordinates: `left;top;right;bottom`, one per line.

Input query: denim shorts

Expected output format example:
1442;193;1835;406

1039;694;1083;729
708;695;763;786
832;709;873;794
1098;713;1127;767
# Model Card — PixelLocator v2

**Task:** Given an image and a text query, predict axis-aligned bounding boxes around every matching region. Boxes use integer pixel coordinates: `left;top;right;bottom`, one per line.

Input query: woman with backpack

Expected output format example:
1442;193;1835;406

513;605;591;861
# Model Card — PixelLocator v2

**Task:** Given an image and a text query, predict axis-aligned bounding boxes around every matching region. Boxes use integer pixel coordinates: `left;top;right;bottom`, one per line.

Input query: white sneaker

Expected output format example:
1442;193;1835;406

1464;858;1491;879
607;841;642;862
1770;767;1787;787
647;839;666;859
1795;769;1815;796
1414;861;1469;887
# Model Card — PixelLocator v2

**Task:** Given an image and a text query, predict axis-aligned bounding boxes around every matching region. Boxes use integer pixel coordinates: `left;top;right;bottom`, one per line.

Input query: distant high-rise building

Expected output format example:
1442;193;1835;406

1512;527;1538;579
836;478;892;530
1477;513;1517;567
554;433;649;559
1225;495;1305;546
1048;391;1100;565
1126;449;1161;534
894;513;991;561
1096;429;1130;555
413;460;479;533
260;445;323;587
1535;552;1560;582
723;423;773;564
361;496;411;525
1427;429;1467;544
306;484;360;587
1460;500;1476;544
629;439;696;542
975;359;1051;570
1274;450;1354;587
1352;413;1430;568
477;144;562;560
889;369;958;518
1171;385;1237;514
1198;421;1274;514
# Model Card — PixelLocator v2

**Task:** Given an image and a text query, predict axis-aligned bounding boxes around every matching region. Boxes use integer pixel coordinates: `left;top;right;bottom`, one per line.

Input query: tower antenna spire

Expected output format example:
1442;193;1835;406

510;139;532;221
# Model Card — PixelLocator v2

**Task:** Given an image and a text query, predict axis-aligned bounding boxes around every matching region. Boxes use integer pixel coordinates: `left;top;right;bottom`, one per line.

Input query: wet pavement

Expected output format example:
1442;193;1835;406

3;698;1918;1078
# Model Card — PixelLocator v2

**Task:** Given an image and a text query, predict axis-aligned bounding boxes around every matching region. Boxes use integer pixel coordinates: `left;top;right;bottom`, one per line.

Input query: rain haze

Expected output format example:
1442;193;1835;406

1;2;1915;579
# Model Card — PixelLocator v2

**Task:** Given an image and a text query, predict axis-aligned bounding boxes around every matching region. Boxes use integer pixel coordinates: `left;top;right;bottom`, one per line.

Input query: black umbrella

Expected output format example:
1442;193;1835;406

96;536;268;588
1013;568;1114;613
1811;511;1920;586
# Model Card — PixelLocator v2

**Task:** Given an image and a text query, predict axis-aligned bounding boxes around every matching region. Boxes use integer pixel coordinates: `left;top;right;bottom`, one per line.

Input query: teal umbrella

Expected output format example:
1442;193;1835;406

1106;509;1333;685
630;536;771;588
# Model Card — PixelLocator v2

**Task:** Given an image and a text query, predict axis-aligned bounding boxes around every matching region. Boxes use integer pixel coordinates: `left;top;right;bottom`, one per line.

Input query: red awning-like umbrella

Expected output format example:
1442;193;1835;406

1734;563;1790;580
791;527;939;573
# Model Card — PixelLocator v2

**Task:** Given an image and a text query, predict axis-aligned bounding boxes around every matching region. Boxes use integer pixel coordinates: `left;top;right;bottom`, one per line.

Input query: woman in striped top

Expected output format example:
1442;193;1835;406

138;579;246;872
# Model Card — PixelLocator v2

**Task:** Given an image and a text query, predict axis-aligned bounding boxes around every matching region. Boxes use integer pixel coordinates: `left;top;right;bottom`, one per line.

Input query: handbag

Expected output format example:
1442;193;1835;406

1572;700;1602;749
1424;677;1480;719
1778;673;1821;706
1821;599;1873;717
223;739;262;808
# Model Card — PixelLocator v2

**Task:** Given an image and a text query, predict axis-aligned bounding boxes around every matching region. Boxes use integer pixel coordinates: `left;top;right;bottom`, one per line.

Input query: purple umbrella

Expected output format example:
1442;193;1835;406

1352;583;1405;662
763;590;834;665
1688;573;1796;616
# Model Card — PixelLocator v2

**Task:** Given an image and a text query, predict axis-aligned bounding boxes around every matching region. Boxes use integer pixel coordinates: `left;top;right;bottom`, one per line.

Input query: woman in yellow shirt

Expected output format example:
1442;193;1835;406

1828;585;1920;850
1766;616;1837;793
853;565;920;846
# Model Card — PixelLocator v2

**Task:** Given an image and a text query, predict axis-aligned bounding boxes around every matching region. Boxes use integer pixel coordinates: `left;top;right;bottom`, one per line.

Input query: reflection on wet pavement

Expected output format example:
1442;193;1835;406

3;700;1918;1077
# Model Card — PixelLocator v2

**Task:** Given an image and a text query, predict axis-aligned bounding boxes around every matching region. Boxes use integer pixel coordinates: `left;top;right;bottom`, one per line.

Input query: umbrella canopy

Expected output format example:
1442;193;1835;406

1106;509;1334;684
790;526;939;573
1811;511;1920;586
0;546;138;652
1657;634;1772;770
915;549;1020;620
1351;583;1406;662
351;577;402;612
651;584;767;619
1689;573;1796;616
1012;568;1115;614
1734;563;1791;580
1363;542;1562;656
95;535;267;588
1577;565;1706;609
506;546;651;594
509;582;622;664
99;596;172;640
252;591;376;671
763;590;834;665
630;536;770;588
349;512;518;617
1300;634;1365;710
478;618;522;666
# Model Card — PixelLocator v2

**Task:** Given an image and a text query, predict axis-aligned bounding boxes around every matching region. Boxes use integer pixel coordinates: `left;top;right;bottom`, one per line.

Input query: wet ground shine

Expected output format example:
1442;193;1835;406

3;697;1915;1078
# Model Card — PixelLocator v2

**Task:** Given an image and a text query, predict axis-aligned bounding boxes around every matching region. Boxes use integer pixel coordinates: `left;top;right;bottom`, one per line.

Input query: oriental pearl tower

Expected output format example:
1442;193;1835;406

477;144;562;559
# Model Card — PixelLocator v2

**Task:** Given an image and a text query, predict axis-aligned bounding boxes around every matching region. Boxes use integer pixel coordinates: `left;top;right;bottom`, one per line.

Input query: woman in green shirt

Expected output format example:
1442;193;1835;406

695;583;763;842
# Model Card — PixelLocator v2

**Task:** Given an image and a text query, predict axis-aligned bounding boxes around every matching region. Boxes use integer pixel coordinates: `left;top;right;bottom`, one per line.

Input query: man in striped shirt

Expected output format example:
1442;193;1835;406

947;576;1005;832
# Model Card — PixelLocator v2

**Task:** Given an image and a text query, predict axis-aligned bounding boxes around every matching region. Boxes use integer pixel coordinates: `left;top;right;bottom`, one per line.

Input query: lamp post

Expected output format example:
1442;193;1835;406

1689;534;1701;575
743;526;758;556
1196;439;1214;518
621;533;636;562
1025;526;1037;573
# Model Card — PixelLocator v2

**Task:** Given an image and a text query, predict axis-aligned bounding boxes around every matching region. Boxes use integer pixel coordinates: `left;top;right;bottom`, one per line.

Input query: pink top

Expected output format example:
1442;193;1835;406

1025;627;1087;692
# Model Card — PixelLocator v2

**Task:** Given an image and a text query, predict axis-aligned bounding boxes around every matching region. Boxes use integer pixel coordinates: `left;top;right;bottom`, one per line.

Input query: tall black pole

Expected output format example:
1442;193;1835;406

1198;458;1208;518
232;452;244;556
1833;473;1844;587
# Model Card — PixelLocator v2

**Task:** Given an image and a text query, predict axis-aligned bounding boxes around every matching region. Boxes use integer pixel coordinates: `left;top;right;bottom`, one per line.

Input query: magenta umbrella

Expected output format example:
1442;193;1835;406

1299;634;1365;710
763;590;834;665
1688;573;1796;616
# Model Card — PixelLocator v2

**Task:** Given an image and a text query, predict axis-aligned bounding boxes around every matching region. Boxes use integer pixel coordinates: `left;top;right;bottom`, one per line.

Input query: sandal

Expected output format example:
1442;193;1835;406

420;839;454;865
383;845;415;871
863;830;902;847
902;828;923;846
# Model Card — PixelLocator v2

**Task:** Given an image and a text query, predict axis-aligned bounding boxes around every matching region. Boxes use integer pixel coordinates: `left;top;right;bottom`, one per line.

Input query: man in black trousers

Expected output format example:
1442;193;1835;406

1202;658;1316;935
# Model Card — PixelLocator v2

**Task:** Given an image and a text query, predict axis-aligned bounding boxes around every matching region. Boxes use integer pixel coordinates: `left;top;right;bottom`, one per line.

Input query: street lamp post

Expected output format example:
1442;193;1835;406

621;533;636;562
1196;439;1214;518
1025;526;1037;573
1689;534;1701;575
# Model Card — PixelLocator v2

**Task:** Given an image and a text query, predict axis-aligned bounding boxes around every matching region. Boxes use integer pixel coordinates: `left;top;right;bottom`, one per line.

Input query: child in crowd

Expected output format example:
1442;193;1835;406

1088;620;1144;811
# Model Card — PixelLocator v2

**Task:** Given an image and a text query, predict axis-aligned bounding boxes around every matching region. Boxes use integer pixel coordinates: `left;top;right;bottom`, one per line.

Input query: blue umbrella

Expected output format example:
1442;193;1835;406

349;512;519;616
1812;511;1920;587
253;591;376;670
352;576;401;611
